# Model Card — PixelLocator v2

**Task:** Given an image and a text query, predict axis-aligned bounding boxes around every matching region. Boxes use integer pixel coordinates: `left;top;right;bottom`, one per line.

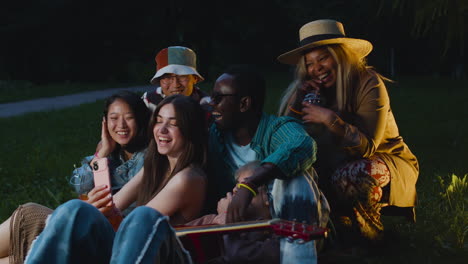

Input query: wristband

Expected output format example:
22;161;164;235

94;151;100;159
237;183;257;197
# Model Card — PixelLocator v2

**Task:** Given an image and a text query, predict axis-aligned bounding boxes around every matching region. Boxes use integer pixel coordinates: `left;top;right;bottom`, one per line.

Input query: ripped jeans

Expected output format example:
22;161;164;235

25;200;192;264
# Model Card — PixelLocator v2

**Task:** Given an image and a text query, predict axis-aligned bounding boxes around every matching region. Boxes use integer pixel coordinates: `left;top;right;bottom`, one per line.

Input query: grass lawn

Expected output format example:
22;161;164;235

0;74;466;263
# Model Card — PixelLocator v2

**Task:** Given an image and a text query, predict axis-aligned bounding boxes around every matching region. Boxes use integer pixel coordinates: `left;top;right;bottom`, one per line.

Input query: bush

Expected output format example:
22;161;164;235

435;174;468;250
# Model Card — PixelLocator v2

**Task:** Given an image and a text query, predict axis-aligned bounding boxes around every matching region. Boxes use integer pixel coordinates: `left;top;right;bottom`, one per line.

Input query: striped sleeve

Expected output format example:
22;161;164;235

262;120;316;179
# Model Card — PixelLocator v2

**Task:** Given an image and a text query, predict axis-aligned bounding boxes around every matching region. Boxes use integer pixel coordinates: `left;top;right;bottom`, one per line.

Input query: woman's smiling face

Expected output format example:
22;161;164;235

304;47;338;89
153;103;185;159
106;99;138;147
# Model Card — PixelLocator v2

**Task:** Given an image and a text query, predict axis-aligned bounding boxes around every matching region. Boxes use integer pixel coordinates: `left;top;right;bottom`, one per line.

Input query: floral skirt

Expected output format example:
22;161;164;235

330;156;390;241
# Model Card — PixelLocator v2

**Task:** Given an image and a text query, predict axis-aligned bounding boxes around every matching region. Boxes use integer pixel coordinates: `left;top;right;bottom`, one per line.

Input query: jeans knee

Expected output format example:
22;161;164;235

59;199;90;211
52;199;99;221
125;206;165;223
118;206;170;237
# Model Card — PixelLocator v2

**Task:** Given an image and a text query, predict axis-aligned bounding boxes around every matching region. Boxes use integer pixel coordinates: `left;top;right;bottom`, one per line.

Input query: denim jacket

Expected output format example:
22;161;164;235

70;149;146;196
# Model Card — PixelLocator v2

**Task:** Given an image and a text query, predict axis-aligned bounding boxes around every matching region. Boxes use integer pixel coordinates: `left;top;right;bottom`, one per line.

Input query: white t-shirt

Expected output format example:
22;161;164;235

225;132;257;169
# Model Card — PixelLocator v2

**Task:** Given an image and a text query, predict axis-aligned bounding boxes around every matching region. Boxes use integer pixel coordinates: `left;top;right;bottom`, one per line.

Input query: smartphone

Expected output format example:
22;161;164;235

92;157;113;207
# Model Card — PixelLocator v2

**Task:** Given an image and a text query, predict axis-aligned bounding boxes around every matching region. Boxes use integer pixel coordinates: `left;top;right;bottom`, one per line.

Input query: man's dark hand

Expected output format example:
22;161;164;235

226;186;254;223
226;163;284;223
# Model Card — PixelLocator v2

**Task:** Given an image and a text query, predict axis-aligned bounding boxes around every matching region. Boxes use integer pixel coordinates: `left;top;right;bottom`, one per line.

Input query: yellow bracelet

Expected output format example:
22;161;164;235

237;183;257;197
288;106;304;115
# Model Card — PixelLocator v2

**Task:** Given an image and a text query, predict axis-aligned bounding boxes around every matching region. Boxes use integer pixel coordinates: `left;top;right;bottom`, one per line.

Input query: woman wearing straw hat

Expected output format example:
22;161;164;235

277;19;419;243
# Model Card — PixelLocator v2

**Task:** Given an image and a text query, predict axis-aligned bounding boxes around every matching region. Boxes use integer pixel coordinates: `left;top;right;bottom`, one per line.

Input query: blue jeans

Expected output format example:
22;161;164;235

25;200;192;264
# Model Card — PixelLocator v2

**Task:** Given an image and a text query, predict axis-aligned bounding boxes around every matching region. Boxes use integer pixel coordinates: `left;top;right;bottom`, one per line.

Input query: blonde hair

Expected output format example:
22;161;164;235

278;44;384;115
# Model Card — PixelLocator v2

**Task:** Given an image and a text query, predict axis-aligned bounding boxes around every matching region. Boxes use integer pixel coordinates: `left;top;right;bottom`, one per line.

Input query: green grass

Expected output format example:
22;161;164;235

0;80;144;104
0;74;467;263
0;101;102;215
364;76;468;263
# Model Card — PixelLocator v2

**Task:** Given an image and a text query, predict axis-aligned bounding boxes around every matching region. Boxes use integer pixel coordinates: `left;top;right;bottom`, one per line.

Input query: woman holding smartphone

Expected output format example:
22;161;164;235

21;95;208;264
71;90;151;200
0;95;208;264
0;90;150;264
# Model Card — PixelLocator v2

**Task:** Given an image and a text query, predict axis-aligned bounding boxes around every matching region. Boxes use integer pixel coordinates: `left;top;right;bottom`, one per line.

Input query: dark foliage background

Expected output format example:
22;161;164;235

1;0;467;84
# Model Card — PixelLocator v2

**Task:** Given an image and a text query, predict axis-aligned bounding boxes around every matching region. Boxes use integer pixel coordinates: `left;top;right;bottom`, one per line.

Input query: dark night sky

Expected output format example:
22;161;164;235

1;0;465;83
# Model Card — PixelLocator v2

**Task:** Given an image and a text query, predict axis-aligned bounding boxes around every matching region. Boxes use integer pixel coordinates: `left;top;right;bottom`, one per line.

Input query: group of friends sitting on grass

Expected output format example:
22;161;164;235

0;19;418;264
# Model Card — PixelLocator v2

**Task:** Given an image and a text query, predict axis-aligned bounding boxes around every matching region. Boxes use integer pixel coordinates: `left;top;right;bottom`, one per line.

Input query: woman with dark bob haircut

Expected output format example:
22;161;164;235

103;90;151;156
68;90;151;201
0;91;152;263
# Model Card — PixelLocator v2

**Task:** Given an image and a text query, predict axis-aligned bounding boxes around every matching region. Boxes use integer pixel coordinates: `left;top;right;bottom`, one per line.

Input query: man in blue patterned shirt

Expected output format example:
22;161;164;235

206;65;329;264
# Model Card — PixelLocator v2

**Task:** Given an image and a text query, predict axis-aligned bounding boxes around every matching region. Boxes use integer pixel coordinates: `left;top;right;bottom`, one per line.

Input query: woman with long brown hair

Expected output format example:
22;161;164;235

3;95;208;264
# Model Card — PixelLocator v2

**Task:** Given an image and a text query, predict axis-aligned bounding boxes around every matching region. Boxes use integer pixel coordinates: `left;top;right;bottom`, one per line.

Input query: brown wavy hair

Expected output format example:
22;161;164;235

136;94;208;205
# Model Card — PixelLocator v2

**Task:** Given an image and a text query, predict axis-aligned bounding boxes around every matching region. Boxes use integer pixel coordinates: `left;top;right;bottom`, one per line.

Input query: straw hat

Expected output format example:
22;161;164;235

150;46;204;85
277;19;373;65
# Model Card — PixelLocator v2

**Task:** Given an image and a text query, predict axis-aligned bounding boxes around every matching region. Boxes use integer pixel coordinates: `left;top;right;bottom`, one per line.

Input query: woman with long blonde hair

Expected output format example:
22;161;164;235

278;19;419;243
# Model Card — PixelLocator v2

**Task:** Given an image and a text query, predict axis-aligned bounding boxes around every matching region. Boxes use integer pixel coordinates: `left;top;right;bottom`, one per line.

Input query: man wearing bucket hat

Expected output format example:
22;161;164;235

142;46;210;112
277;19;419;244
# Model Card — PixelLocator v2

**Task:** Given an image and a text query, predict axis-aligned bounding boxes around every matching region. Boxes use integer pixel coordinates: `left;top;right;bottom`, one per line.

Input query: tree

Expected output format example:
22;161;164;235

379;0;468;78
